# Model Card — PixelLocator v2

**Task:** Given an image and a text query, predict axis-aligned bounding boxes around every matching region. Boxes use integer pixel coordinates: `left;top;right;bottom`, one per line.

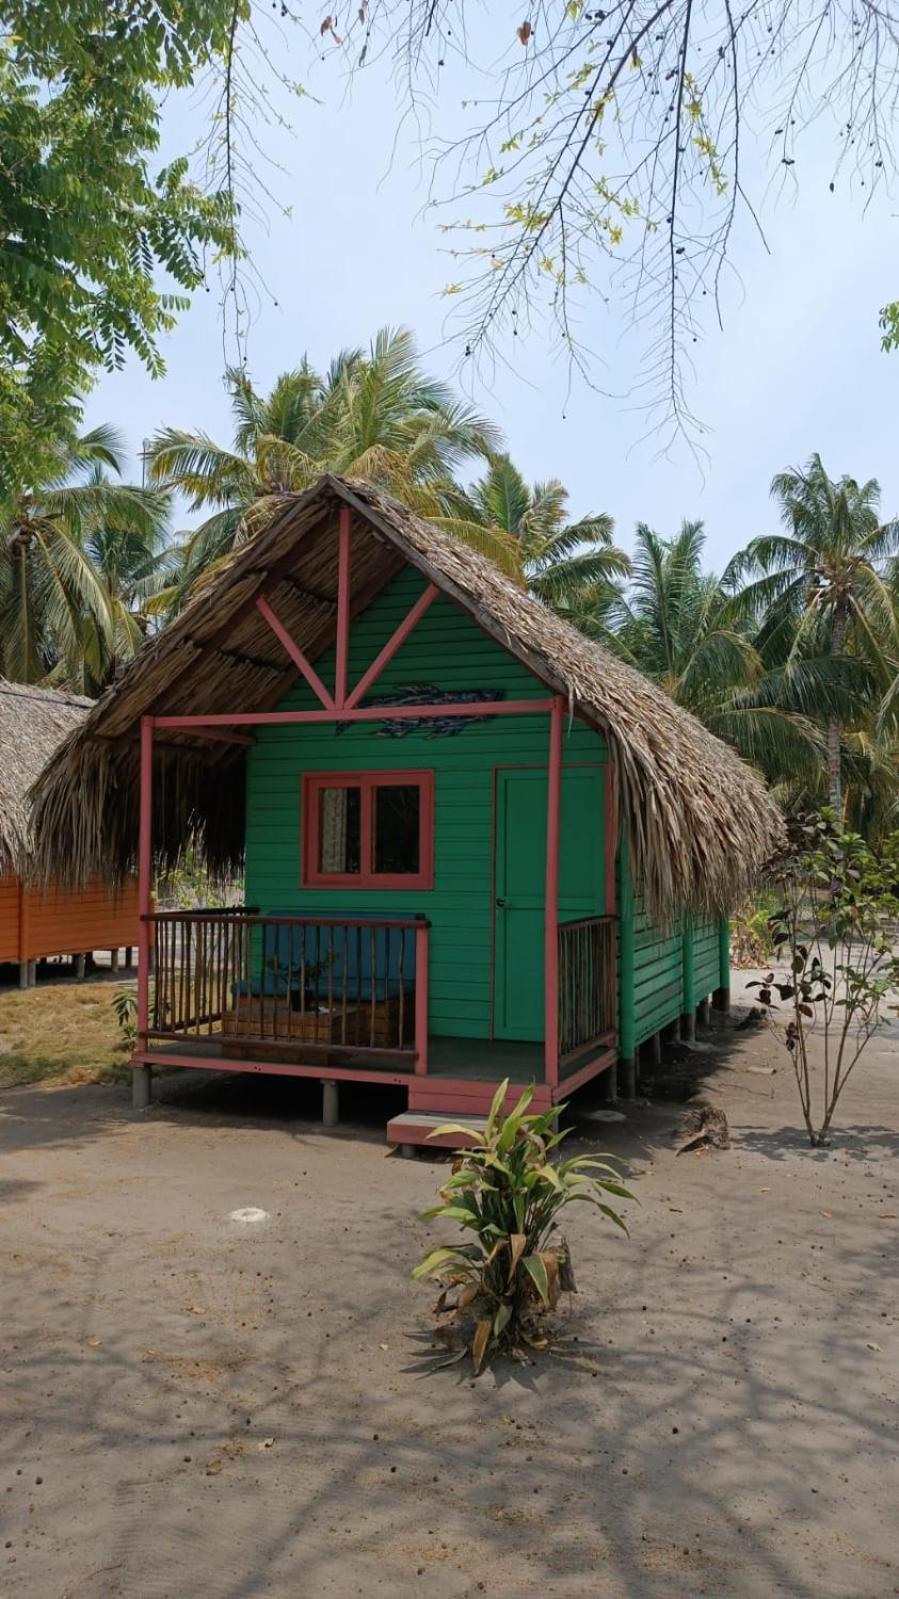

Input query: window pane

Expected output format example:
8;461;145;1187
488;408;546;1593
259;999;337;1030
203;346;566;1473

318;786;361;874
374;785;420;875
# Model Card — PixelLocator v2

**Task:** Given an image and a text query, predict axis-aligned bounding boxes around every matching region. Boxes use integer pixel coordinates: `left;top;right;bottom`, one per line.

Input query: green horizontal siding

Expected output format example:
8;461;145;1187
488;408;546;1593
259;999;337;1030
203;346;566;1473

632;895;686;1045
245;567;608;1039
693;917;721;997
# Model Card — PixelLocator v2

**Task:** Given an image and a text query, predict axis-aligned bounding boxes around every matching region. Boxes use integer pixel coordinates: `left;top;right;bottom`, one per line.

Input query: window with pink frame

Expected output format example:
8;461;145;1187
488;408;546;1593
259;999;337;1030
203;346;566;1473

301;770;435;890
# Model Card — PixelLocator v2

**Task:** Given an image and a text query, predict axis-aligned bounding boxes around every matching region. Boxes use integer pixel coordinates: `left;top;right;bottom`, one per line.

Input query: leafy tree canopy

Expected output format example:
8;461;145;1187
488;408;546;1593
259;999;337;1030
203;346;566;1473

0;0;242;499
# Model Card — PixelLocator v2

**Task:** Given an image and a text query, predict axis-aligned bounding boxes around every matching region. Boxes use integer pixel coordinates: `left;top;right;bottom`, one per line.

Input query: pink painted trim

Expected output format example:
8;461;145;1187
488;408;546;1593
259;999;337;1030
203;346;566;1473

301;770;435;890
414;923;429;1075
155;699;554;730
345;583;440;710
256;595;335;710
556;1045;617;1100
335;505;351;708
137;717;153;1038
544;695;564;1087
132;1051;415;1087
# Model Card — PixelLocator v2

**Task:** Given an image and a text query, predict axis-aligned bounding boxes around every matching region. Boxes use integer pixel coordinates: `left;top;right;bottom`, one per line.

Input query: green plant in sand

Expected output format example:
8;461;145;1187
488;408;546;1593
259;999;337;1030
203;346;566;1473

413;1080;633;1372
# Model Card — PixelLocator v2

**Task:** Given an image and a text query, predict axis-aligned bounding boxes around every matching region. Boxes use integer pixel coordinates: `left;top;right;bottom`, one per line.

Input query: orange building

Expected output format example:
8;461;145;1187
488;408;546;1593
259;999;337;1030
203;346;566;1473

0;681;138;987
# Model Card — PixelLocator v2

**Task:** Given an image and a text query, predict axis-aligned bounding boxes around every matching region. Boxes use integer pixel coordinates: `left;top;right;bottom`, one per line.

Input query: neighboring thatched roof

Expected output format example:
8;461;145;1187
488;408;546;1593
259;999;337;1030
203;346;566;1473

0;679;94;872
29;475;783;915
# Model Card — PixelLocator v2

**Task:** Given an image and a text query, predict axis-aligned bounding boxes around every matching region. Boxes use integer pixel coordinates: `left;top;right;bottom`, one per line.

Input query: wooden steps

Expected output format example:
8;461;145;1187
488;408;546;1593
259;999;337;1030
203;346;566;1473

386;1110;487;1150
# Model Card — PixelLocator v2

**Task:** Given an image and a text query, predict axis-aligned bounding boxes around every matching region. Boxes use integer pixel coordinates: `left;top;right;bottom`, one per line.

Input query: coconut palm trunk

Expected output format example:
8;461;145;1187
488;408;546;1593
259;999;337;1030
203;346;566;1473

827;602;849;815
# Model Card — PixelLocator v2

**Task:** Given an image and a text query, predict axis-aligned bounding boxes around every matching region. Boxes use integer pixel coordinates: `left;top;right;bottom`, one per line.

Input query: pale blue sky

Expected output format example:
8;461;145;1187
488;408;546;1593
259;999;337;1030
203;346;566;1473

84;26;899;570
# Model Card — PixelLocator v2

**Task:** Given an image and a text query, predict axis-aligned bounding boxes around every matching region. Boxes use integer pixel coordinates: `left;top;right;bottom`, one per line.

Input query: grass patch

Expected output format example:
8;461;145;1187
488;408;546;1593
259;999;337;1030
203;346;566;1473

0;981;131;1089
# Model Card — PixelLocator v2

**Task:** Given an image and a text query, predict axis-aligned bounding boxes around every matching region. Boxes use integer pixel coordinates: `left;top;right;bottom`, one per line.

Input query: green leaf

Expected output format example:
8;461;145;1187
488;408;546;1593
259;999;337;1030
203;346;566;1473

522;1254;550;1303
412;1247;469;1279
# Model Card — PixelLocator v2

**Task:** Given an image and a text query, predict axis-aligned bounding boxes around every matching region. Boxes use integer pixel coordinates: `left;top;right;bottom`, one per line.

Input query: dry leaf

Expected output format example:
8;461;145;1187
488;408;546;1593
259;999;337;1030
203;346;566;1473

879;1212;897;1219
206;1459;223;1475
378;1342;389;1351
866;1342;881;1352
86;1336;103;1348
320;14;332;32
472;1318;492;1374
185;1304;206;1317
141;1348;158;1362
819;1210;832;1219
669;1206;683;1214
517;20;532;45
257;1437;275;1451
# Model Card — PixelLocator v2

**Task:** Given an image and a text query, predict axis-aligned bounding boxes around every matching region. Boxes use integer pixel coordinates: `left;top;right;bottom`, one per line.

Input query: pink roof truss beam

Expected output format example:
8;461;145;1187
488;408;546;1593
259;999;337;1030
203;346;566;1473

255;595;335;711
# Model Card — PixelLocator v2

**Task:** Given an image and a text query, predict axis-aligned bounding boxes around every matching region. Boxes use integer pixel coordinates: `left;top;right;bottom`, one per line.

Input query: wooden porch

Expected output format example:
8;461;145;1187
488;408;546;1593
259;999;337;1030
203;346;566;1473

134;909;618;1128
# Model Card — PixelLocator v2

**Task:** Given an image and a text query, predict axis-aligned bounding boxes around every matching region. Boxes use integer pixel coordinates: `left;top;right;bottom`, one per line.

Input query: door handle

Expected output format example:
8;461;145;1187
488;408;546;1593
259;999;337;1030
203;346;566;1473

495;897;506;907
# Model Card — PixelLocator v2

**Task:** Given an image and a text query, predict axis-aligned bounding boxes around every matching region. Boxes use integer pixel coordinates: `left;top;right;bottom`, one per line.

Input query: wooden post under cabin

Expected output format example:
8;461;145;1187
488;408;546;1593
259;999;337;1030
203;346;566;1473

713;916;731;1012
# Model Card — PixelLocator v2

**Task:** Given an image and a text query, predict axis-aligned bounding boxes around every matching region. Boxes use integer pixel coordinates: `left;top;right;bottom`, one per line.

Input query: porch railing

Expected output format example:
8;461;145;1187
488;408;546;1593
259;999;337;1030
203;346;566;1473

558;914;617;1064
145;910;429;1063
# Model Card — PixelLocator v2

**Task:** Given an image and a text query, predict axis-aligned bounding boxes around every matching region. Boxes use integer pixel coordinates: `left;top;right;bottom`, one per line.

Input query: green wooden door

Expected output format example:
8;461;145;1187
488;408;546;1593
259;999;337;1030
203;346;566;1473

493;767;606;1040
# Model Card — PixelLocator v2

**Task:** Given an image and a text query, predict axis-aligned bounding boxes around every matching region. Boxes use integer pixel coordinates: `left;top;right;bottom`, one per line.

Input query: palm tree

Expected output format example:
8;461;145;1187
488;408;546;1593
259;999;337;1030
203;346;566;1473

587;519;832;783
437;453;629;605
147;327;506;602
0;427;169;690
740;455;899;812
78;471;173;691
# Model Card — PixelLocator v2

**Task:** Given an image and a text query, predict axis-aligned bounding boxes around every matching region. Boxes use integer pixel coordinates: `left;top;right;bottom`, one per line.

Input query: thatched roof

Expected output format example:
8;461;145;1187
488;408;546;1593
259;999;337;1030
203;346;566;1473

0;678;94;872
29;475;782;914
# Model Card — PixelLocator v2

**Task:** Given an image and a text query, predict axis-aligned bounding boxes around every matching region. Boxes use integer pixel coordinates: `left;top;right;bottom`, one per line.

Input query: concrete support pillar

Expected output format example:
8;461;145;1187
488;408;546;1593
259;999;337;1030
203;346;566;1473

650;1032;662;1068
132;1065;152;1110
604;1060;619;1103
75;953;87;981
681;1009;696;1042
322;1080;339;1128
28;961;37;987
125;947;134;970
18;961;29;990
399;1144;417;1160
110;948;120;974
698;996;711;1027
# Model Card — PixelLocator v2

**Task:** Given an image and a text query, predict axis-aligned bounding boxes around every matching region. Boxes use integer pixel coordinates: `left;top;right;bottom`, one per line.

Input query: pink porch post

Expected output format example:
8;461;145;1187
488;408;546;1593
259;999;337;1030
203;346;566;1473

134;716;154;1108
335;505;352;708
544;695;564;1089
414;923;429;1074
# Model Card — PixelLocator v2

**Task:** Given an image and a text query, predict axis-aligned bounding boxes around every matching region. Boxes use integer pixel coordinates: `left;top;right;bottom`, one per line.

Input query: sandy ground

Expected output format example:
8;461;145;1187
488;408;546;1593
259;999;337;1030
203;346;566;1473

1;976;897;1599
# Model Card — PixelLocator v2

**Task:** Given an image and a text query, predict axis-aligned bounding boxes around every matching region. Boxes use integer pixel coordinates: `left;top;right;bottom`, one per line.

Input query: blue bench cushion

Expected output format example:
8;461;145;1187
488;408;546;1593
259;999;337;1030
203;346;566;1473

235;912;420;1002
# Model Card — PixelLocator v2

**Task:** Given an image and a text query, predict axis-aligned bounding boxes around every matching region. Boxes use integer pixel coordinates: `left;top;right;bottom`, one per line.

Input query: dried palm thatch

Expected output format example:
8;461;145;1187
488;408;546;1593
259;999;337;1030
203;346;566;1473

29;475;783;914
0;679;94;873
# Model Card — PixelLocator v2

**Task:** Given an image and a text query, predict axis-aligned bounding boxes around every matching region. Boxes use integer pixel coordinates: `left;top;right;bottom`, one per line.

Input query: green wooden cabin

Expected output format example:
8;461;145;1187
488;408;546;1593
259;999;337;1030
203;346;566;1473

31;477;781;1142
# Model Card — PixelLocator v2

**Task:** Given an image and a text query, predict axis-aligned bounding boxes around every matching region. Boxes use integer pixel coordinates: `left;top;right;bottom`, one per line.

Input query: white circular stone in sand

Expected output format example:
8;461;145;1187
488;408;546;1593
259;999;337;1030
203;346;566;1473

228;1207;269;1224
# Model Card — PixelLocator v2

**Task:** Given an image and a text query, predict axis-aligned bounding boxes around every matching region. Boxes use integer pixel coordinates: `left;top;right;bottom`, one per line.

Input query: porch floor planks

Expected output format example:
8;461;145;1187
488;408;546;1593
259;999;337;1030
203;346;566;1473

426;1035;543;1083
140;1032;545;1083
